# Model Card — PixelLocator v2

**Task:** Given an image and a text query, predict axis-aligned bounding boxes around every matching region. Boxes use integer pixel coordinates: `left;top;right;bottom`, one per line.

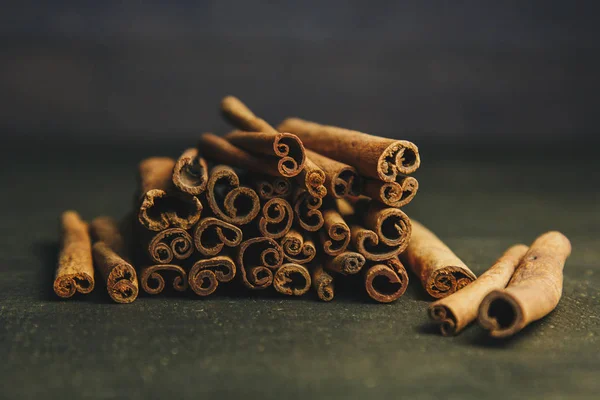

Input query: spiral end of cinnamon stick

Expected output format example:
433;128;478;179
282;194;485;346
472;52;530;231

173;148;209;195
314;276;334;302
429;304;458;336
377;140;420;181
275;132;306;177
108;265;139;304
53;273;94;298
189;256;236;296
274;263;311;296
364;261;408;303
139;264;188;295
478;290;524;338
138;190;202;231
426;267;476;299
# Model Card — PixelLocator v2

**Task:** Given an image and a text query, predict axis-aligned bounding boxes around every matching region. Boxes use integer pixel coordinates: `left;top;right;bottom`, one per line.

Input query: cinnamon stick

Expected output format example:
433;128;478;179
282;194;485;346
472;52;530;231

257;197;294;239
139;264;188;295
205;165;261;225
296;157;327;198
255;176;292;200
237;237;284;289
362;176;419;208
193;217;243;256
280;229;317;264
172;147;209;195
54;211;95;298
188;255;236;296
278;118;421;181
273;263;312;296
138;157;202;231
429;244;528;336
478;232;571;338
293;189;324;232
147;228;194;264
401;220;477;299
90;216;139;304
324;251;366;275
350;224;404;262
364;257;409;303
312;263;335;301
306;149;359;198
320;208;351;256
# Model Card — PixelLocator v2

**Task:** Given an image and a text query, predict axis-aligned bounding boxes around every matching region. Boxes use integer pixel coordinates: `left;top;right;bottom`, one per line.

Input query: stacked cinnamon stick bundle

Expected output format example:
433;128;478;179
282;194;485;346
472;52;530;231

53;95;571;338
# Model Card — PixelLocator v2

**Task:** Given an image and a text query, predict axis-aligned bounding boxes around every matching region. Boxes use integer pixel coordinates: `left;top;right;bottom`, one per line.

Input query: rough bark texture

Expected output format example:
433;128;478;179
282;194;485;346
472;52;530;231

139;264;188;295
146;227;194;264
312;263;335;302
280;229;317;264
362;176;419;208
188;255;236;296
237;237;284;290
193;217;243;256
273;263;312;296
306;149;359;198
364;257;409;303
172;147;209;195
324;251;366;275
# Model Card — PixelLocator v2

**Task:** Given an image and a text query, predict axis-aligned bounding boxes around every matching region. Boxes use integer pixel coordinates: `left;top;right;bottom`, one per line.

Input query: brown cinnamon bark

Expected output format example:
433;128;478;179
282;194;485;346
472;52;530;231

90;216;139;304
257;197;294;239
363;203;411;249
320;208;351;256
278;118;420;181
172;147;209;195
296;157;327;198
147;228;194;264
193;217;243;256
312;263;335;301
430;244;528;336
364;257;409;303
362;176;419;208
324;251;366;275
237;237;284;289
256;176;292;200
205;165;261;225
221;96;306;177
350;225;404;262
139;264;188;295
273;263;312;296
306;149;359;198
138;157;202;231
293;189;324;232
401;220;477;299
188;255;236;296
478;232;571;338
54;211;95;298
280;229;317;264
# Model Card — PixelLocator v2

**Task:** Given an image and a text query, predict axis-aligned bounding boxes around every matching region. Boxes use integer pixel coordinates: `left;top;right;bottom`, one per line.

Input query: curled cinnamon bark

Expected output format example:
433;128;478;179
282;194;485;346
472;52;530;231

193;217;243;256
293;189;324;232
237;237;284;289
206;165;260;225
138;157;202;231
297;157;327;199
363;176;419;208
320;208;351;256
312;263;335;301
401;220;477;298
278;118;420;181
172;147;209;195
325;251;366;275
147;228;194;264
255;176;292;200
280;229;317;264
429;244;528;336
364;258;409;303
188;255;236;296
478;232;571;338
306;150;359;198
273;263;311;296
139;264;188;295
90;217;139;304
54;211;95;298
221;96;306;177
257;197;294;239
350;225;404;262
363;203;411;249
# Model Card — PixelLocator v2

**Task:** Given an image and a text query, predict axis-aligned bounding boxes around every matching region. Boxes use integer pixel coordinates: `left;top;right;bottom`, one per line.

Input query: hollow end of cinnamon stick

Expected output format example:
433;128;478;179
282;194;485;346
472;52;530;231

172;147;209;196
193;217;243;257
364;259;409;303
273;263;311;296
188;255;236;296
138;189;202;231
148;227;194;264
258;197;294;239
139;264;188;295
428;305;458;336
478;290;525;338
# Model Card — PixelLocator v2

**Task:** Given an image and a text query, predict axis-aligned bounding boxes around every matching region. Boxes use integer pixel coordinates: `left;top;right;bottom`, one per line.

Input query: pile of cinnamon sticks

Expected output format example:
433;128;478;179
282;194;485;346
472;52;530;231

53;96;571;339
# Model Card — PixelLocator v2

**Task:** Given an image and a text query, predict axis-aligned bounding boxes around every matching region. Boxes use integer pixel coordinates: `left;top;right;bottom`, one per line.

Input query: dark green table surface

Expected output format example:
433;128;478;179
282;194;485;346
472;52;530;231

1;141;598;400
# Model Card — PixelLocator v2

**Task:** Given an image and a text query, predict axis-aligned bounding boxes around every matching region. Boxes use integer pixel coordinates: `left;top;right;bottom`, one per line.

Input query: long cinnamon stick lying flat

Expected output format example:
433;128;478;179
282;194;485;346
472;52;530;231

257;197;294;239
312;262;335;301
478;232;571;338
193;217;243;256
364;257;409;303
362;176;419;208
280;229;317;264
139;264;188;295
90;216;139;304
237;237;284;290
306;150;359;198
54;211;95;298
278;118;420;181
147;227;194;264
401;220;476;298
430;244;529;336
188;255;236;296
138;157;202;231
273;263;312;296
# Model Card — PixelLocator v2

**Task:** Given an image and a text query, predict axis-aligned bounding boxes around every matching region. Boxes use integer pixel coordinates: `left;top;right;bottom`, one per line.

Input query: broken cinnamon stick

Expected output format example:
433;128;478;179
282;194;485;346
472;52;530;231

401;220;477;299
54;211;95;298
324;251;367;275
293;189;324;232
320;208;351;256
478;232;571;338
193;217;243;256
280;229;317;264
278;118;420;181
273;263;312;296
429;244;529;336
90;216;139;304
257;197;294;239
172;147;209;195
364;257;409;303
139;264;188;295
188;255;236;296
137;157;202;231
312;262;335;301
306;149;359;198
362;176;419;208
147;227;194;264
237;237;284;289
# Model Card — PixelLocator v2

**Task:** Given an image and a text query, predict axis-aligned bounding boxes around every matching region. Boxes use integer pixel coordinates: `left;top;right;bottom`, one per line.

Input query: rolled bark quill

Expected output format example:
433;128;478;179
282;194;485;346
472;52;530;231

193;217;243;256
325;251;366;275
280;229;317;264
54;211;95;298
293;189;324;232
306;149;359;198
137;157;202;231
273;263;312;296
147;228;194;264
362;176;419;208
364;257;409;303
429;244;529;336
478;232;571;338
320;208;351;256
278;118;420;181
401;220;476;298
237;237;284;289
188;255;236;296
257;197;294;239
255;177;292;200
172;147;209;195
205;165;261;226
221;96;306;177
312;263;335;302
90;216;139;304
139;264;188;295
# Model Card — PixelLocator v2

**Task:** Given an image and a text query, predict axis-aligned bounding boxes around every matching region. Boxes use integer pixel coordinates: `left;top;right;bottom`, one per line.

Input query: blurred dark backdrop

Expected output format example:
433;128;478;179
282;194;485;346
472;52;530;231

1;1;598;145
